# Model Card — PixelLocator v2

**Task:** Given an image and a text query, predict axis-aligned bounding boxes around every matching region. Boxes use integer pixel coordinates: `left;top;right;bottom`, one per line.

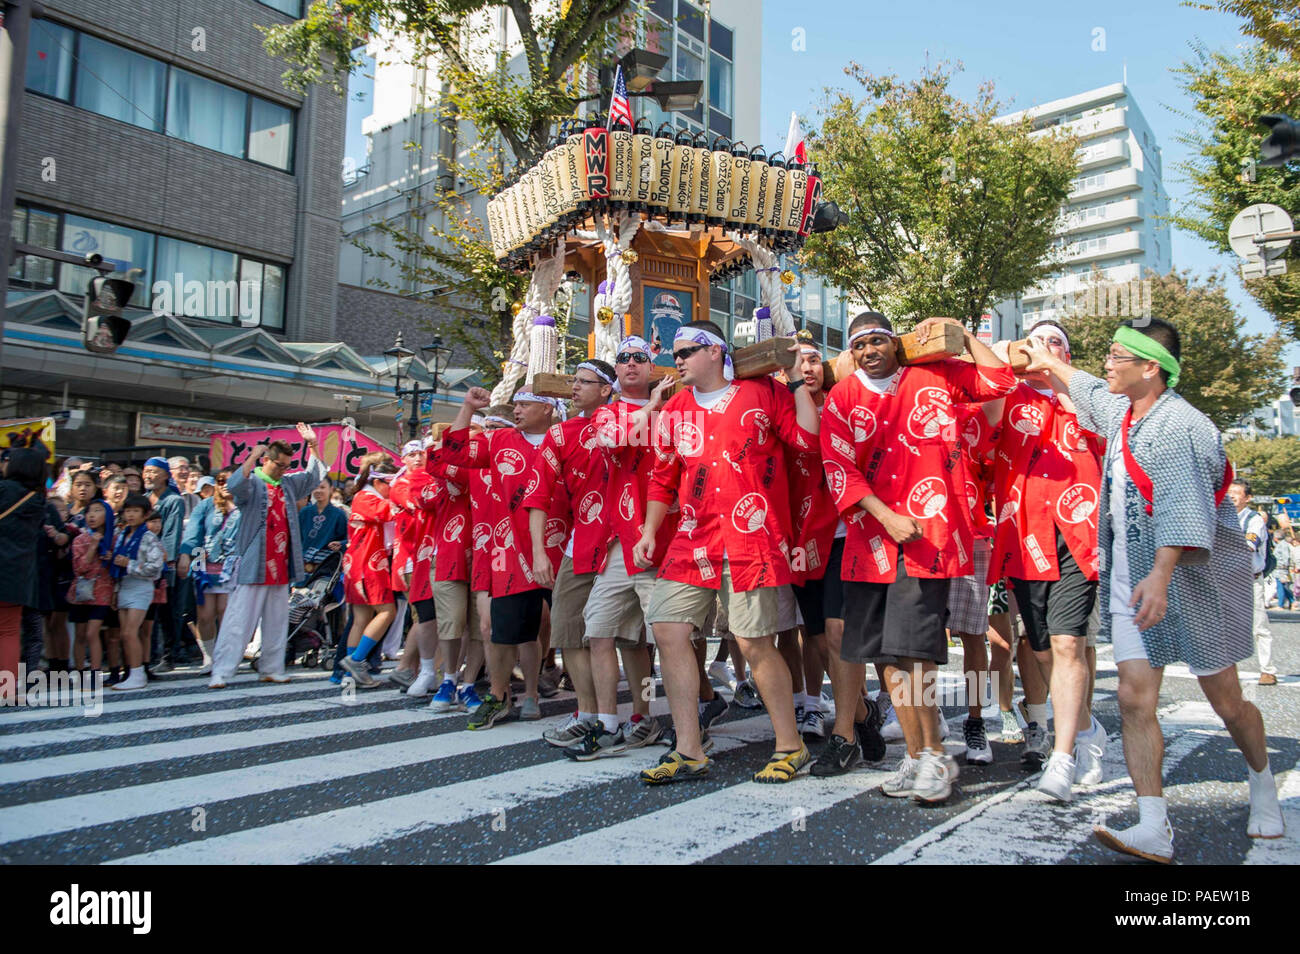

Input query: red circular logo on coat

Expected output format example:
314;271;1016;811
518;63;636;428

619;486;636;522
740;408;771;445
473;521;491;551
495;448;527;476
545;518;568;548
1062;419;1087;452
731;492;769;534
825;461;847;500
678;503;699;536
578;491;604;524
799;494;813;522
673;420;704;457
1009;401;1045;438
962;414;982;449
444;514;466;544
849;406;878;443
492;518;514;551
965;480;979;511
907;387;955;440
906;477;949;522
416;536;435;563
367;549;389;572
1056;483;1099;525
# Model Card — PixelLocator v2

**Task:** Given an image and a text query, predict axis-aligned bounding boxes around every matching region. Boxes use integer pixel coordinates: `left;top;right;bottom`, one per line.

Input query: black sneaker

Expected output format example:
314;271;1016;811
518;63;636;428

856;698;887;763
699;695;728;730
811;733;862;777
563;724;626;761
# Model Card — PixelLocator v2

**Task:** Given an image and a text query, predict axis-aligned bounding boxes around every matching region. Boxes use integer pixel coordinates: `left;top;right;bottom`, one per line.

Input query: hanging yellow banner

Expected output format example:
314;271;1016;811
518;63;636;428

0;417;56;462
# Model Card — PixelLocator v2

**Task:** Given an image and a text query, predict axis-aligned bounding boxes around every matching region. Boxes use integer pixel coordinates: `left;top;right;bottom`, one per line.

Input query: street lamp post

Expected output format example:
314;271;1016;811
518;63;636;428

384;331;453;442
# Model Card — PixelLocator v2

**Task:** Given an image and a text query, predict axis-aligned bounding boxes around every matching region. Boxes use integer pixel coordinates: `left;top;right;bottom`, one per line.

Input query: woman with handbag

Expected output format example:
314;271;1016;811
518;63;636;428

68;499;115;685
108;494;166;691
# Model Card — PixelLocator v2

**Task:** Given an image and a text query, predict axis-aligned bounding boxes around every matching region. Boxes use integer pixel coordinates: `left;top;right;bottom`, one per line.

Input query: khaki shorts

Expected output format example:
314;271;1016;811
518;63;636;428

646;561;780;640
775;583;799;633
583;541;655;648
551;556;595;650
433;579;480;642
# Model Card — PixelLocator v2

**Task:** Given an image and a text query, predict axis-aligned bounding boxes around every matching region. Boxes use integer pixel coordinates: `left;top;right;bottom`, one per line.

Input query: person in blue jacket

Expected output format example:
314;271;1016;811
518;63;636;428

179;470;241;674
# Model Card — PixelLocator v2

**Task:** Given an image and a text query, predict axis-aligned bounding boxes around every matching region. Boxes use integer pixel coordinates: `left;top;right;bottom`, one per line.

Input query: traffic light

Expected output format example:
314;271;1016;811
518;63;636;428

808;199;848;233
1258;114;1300;168
83;272;136;354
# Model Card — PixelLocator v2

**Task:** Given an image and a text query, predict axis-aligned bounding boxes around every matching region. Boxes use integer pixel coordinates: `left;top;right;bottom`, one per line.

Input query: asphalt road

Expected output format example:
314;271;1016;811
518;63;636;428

1;614;1296;865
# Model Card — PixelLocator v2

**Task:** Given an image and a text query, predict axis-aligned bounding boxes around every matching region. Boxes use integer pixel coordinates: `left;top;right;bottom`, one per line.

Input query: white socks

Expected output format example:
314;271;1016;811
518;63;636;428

577;711;596;725
599;713;619;733
1247;762;1284;838
1136;795;1169;834
1026;703;1048;726
419;659;436;676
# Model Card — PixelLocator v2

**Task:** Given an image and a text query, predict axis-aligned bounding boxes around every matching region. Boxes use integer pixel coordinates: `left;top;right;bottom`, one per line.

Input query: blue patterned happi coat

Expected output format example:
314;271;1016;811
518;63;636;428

1068;371;1253;672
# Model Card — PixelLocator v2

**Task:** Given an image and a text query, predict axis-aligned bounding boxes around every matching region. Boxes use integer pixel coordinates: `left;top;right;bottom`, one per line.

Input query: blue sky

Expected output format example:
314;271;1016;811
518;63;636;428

343;0;1291;360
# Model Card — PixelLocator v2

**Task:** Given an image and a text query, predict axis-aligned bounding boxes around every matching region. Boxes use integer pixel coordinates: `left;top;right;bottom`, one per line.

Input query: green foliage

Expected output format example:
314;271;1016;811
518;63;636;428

1225;435;1300;496
1185;0;1300;56
800;62;1079;331
1171;34;1300;336
1062;269;1287;431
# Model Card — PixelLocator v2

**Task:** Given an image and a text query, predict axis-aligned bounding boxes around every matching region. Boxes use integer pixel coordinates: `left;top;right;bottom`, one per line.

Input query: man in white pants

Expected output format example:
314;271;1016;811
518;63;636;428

1227;479;1277;686
210;423;326;688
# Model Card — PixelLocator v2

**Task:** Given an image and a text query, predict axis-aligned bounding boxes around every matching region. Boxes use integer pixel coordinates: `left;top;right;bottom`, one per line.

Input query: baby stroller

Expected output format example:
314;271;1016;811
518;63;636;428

284;550;345;669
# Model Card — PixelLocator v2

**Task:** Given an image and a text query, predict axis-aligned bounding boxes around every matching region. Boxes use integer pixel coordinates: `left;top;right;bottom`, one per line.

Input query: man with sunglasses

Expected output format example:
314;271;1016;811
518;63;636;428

524;357;653;758
988;320;1107;801
634;320;821;784
820;310;1015;804
1021;317;1283;861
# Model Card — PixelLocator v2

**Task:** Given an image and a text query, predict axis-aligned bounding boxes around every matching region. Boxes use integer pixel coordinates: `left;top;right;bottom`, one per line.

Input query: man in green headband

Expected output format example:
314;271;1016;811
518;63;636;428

1021;317;1283;861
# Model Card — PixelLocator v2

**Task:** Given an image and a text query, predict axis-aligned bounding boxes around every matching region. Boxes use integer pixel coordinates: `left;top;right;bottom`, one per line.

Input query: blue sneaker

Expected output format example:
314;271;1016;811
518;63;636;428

328;674;343;686
457;684;482;714
430;679;460;713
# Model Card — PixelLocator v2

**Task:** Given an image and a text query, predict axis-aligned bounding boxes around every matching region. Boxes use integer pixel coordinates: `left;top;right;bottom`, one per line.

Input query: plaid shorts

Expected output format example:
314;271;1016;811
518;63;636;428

946;537;991;635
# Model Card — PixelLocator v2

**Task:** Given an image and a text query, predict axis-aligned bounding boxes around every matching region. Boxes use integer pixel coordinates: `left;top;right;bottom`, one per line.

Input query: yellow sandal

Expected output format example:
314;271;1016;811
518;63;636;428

754;745;812;783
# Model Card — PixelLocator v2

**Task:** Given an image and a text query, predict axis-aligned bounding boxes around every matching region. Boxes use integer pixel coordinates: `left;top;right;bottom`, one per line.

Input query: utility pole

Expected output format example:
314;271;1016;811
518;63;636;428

0;0;42;388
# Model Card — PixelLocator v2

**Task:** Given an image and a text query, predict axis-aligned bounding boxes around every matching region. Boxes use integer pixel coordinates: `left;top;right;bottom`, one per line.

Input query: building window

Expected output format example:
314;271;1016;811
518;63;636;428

678;2;705;40
708;54;732;117
648;0;674;24
708;109;732;139
238;258;286;330
710;286;731;315
59;213;155;307
25;19;74;100
249;96;294;170
257;0;303;16
827;325;843;350
75;33;166;132
10;205;59;285
156;236;240;318
710;21;733;59
167;67;248;158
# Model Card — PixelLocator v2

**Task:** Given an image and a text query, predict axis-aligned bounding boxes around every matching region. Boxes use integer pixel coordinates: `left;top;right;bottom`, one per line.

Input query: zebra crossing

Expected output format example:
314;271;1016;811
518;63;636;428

1;640;1297;865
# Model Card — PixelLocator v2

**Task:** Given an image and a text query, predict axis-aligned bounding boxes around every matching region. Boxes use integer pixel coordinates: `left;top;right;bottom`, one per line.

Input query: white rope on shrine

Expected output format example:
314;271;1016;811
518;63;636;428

728;232;797;340
492;234;567;404
592;213;642;363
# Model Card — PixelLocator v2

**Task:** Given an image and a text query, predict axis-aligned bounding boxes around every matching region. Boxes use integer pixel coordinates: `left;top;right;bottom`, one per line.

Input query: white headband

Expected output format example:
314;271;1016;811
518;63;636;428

672;329;734;381
849;325;895;347
798;345;821;357
401;440;424;456
618;335;651;357
1028;324;1070;353
576;361;615;386
514;391;568;422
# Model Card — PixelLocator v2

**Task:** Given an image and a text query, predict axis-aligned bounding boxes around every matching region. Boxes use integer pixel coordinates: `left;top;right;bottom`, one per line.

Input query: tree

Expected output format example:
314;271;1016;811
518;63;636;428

1186;0;1300;57
1062;269;1287;431
261;0;634;385
1171;35;1300;337
1225;435;1300;497
799;62;1079;331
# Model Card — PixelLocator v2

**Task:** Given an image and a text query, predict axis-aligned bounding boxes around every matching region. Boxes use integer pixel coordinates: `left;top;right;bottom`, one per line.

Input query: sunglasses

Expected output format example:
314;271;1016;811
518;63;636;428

616;352;650;364
672;344;708;362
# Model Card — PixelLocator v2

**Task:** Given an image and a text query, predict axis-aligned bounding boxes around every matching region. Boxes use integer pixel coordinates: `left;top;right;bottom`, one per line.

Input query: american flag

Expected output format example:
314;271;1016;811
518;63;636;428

607;65;633;129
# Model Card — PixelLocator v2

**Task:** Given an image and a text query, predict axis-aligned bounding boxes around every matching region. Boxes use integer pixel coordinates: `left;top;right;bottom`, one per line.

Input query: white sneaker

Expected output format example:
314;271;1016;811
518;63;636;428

1247;768;1286;839
1037;751;1076;802
1074;719;1106;785
111;668;147;691
912;748;958;804
406;670;440;699
1094;820;1174;863
801;708;827;741
707;661;735;690
881;754;919;798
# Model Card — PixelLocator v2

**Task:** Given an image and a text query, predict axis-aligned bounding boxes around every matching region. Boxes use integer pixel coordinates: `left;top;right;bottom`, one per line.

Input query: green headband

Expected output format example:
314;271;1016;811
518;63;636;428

1113;325;1179;389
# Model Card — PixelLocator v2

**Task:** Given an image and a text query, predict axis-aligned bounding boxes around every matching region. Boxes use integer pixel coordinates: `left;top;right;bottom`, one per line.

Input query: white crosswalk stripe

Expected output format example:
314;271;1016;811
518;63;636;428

0;662;1291;864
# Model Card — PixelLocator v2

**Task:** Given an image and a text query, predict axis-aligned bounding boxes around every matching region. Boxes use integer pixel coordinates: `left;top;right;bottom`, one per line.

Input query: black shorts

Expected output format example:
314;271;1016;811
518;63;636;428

792;579;825;638
68;604;109;624
814;537;847;622
841;557;950;666
411;598;437;624
1009;529;1098;652
490;588;552;646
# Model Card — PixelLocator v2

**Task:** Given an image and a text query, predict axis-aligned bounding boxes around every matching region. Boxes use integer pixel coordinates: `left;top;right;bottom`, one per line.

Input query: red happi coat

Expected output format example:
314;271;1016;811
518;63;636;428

591;399;680;576
648;377;817;592
343;487;395;605
989;382;1103;583
389;468;442;601
954;403;998;539
786;396;839;584
523;415;611;575
426;454;471;584
821;361;1017;582
442;427;569;597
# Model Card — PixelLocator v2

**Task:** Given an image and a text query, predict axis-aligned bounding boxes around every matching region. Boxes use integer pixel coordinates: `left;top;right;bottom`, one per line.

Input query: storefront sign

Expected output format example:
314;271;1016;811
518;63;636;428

136;414;226;447
0;417;56;462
